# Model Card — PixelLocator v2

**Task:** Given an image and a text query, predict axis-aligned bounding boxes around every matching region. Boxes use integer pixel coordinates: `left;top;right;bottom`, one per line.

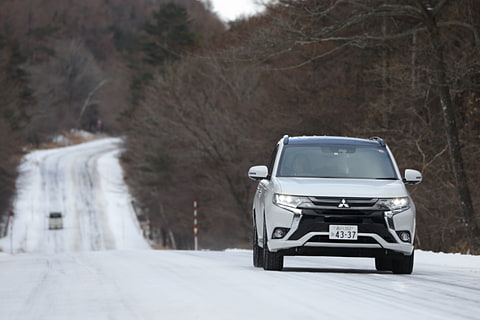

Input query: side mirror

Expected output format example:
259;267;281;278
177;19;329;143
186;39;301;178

248;165;269;181
404;169;422;185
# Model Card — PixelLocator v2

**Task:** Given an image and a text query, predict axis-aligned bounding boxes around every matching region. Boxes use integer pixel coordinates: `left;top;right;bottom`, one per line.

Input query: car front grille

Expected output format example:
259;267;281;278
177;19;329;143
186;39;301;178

288;197;395;243
308;196;379;210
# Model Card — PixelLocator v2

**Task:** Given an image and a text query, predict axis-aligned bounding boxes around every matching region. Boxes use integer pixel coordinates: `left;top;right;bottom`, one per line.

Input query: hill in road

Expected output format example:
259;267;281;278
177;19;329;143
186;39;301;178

0;137;149;253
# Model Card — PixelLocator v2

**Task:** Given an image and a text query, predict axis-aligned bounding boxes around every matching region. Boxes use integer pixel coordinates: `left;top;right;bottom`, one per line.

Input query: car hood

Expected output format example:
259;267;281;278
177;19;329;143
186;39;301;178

274;177;408;198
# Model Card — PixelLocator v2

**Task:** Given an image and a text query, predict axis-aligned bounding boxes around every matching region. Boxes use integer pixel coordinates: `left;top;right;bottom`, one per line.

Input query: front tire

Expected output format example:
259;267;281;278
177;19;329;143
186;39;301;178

375;256;392;271
392;251;414;274
262;222;283;271
253;222;263;268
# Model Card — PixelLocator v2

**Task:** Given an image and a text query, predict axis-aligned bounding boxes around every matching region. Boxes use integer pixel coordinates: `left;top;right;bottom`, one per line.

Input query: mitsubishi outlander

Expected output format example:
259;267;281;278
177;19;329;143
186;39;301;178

248;136;422;274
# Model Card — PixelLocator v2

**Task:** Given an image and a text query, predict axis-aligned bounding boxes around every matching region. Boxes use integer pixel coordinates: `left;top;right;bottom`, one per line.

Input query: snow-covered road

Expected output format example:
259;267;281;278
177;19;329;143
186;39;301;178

0;250;479;320
0;137;479;320
2;137;149;253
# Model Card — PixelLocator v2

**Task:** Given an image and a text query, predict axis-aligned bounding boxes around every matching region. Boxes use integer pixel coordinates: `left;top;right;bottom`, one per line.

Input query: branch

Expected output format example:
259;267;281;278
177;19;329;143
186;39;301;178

416;138;449;173
79;79;109;120
425;144;449;170
272;41;352;70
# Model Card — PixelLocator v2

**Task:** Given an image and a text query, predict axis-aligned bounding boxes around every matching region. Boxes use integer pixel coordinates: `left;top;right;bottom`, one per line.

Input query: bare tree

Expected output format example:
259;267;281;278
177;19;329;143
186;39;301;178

123;52;268;247
27;39;105;139
411;0;479;250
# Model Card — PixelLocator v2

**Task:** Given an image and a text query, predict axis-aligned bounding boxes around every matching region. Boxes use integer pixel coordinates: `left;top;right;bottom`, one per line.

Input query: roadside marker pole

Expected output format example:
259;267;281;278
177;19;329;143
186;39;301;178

8;210;14;254
194;198;198;251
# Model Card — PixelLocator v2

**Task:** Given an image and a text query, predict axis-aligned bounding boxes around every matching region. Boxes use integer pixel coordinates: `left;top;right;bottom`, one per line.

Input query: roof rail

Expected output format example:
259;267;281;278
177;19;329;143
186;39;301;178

283;135;289;145
370;136;386;147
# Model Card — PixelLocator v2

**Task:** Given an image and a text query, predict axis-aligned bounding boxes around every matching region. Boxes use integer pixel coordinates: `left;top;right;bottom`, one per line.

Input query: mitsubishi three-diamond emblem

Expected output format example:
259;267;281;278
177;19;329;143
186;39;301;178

338;198;350;208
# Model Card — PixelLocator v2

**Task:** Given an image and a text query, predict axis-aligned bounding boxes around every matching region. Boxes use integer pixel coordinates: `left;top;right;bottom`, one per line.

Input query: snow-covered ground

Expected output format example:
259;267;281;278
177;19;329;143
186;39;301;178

0;137;479;320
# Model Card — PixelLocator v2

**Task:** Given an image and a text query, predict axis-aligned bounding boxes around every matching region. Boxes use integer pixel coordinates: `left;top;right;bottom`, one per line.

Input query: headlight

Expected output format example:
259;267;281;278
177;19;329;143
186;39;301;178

377;197;410;213
273;194;313;209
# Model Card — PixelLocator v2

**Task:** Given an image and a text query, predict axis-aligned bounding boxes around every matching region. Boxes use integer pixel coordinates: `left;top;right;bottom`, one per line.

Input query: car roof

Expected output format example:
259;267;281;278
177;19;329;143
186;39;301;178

282;136;385;147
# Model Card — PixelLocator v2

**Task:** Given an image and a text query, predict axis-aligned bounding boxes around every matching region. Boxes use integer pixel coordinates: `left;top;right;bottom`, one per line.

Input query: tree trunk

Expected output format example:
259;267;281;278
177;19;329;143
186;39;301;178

419;3;479;251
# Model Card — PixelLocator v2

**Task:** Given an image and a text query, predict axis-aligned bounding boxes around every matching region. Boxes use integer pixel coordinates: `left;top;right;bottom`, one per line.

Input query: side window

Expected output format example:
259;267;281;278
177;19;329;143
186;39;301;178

267;145;279;179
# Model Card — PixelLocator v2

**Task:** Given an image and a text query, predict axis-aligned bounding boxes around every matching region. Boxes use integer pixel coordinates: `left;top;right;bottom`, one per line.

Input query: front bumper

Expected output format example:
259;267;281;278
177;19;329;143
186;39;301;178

270;231;413;256
265;206;415;256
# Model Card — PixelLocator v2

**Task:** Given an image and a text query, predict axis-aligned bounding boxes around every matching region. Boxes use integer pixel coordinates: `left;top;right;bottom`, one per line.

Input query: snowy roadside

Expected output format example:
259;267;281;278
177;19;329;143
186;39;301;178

21;129;106;152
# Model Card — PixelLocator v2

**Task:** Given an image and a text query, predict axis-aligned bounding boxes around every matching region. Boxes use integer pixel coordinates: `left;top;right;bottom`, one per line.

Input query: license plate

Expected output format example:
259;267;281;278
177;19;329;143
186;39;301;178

329;225;358;240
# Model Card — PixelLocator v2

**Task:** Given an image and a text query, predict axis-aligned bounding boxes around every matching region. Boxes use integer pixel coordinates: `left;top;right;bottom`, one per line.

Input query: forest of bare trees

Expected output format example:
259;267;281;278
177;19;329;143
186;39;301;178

0;0;478;253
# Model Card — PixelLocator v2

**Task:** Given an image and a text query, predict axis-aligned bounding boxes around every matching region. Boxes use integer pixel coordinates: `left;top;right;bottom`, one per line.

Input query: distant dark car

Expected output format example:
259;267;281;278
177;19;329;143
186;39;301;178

48;212;63;229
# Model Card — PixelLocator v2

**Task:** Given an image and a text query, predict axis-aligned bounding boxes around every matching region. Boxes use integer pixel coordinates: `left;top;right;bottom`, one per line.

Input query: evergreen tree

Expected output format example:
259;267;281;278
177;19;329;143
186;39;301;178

142;2;196;66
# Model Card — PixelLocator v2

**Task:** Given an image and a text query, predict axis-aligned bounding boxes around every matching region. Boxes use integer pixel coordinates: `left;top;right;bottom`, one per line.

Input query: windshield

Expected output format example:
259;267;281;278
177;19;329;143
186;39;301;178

277;144;398;179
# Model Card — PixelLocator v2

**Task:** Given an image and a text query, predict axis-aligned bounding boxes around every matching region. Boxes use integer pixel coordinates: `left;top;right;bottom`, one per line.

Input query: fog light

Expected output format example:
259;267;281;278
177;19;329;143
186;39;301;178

397;231;411;243
272;228;290;239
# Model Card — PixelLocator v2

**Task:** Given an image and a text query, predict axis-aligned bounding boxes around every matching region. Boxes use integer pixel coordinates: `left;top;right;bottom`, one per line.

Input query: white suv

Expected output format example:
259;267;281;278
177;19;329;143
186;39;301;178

248;136;422;274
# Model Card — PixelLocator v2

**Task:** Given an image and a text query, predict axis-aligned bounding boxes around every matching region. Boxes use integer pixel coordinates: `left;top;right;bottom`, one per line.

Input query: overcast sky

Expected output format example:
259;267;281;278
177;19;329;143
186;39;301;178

206;0;265;21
